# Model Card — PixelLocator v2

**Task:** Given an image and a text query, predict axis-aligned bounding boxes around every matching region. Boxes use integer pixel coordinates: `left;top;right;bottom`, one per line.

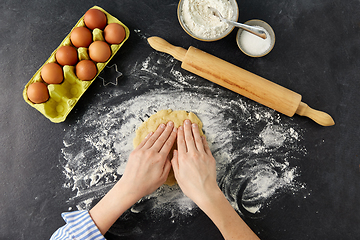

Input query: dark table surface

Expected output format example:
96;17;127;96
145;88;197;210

1;0;360;239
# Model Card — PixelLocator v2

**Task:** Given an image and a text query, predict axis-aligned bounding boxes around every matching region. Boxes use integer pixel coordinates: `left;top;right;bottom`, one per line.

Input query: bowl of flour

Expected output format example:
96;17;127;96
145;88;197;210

178;0;239;41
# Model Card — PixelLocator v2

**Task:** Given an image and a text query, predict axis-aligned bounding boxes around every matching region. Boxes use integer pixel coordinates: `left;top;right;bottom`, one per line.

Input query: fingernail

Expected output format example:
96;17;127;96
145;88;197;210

179;126;183;131
145;132;153;138
192;123;197;128
185;119;191;125
160;123;166;129
173;127;177;132
168;121;174;127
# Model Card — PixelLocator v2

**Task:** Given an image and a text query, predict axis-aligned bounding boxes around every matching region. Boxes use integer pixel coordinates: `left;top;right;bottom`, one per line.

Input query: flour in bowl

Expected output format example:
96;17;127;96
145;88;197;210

180;0;235;39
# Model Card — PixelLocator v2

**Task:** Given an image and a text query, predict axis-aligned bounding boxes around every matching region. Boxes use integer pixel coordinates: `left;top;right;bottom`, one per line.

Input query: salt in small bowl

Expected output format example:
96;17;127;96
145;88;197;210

236;19;275;57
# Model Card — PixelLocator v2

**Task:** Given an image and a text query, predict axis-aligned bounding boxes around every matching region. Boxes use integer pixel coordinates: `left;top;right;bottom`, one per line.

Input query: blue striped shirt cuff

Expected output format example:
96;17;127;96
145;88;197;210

50;210;105;240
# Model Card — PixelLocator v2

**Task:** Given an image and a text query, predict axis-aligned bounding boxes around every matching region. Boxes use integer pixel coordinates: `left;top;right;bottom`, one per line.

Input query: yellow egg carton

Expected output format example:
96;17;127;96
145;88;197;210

23;6;130;123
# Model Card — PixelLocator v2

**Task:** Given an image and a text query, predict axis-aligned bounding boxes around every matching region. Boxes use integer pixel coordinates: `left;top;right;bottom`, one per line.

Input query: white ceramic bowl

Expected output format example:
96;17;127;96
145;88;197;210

236;19;275;57
177;0;239;41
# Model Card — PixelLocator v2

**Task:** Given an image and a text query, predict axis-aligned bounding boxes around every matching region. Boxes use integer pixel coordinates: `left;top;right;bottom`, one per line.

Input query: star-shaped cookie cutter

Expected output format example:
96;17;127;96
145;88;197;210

98;64;123;86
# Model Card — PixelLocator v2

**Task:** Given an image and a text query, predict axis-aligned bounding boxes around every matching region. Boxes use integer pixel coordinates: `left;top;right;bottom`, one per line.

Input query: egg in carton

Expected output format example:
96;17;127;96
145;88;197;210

23;6;130;123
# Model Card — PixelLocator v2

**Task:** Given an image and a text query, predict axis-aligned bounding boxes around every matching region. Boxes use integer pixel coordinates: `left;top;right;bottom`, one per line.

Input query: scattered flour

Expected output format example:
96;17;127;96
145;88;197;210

60;50;307;237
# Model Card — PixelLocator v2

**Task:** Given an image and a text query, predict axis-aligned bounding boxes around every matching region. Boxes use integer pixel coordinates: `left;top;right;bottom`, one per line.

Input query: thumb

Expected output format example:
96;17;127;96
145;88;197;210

171;150;179;175
161;159;172;180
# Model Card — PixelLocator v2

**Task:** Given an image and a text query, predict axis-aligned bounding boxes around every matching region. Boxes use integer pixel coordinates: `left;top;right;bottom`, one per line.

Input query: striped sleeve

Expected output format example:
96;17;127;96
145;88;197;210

50;210;105;240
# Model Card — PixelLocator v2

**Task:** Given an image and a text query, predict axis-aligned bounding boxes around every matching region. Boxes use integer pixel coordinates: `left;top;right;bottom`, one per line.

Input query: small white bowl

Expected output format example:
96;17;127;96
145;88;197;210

177;0;239;41
236;19;275;57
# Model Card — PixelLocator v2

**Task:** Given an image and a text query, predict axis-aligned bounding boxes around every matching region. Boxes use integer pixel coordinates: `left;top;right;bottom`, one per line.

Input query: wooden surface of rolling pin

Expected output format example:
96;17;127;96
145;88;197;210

147;36;335;126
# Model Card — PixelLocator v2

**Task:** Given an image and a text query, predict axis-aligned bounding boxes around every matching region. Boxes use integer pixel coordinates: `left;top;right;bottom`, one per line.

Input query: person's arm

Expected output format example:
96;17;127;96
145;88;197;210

50;211;105;240
172;120;259;240
89;121;177;235
51;121;177;239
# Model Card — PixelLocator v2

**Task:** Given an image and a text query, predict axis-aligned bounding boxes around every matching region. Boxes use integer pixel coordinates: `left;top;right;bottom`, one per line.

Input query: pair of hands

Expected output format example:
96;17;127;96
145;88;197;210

91;120;259;239
120;120;218;205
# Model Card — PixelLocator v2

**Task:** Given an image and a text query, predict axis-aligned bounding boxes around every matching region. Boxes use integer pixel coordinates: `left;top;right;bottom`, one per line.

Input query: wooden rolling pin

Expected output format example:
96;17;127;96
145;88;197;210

147;36;335;126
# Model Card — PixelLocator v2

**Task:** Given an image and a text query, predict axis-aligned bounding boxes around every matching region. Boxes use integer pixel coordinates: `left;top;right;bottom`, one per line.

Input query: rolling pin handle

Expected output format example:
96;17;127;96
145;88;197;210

147;36;187;62
296;102;335;126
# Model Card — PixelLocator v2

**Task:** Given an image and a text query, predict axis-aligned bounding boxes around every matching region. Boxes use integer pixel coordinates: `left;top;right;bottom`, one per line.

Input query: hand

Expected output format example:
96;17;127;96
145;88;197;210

90;121;177;235
171;119;219;206
171;120;260;240
120;121;177;200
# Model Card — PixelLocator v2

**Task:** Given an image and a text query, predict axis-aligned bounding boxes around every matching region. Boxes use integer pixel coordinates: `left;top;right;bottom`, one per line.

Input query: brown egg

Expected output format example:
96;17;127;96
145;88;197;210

104;23;126;45
27;82;49;104
84;9;107;30
88;41;111;62
56;46;78;66
70;27;93;48
41;62;63;84
76;60;97;81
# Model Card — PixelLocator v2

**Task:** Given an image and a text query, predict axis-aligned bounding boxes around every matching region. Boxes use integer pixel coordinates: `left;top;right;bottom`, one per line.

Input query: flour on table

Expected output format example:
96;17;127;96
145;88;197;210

60;51;307;235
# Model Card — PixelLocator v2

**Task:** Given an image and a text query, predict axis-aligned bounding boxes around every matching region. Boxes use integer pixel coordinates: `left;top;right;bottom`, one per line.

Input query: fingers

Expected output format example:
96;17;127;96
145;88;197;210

192;123;205;152
143;123;166;149
177;125;187;153
143;122;176;152
180;119;204;152
171;150;179;174
139;119;205;156
136;131;154;149
159;123;177;155
183;120;196;151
